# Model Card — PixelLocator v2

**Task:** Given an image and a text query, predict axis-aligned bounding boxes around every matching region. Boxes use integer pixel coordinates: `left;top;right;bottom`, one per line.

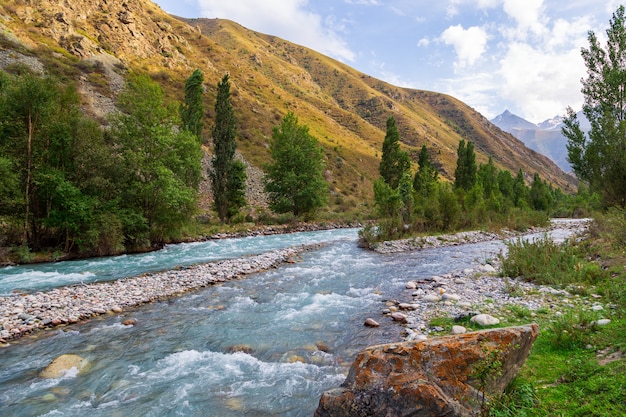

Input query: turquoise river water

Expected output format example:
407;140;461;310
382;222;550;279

0;226;567;416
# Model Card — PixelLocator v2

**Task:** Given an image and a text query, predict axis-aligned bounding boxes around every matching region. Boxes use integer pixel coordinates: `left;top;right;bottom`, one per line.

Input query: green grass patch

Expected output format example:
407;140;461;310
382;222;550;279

488;210;626;416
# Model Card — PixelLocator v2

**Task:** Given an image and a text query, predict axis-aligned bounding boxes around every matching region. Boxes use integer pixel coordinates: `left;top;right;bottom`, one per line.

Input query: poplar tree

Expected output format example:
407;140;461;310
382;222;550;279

454;139;477;191
562;5;626;207
180;69;205;142
379;115;410;189
413;144;439;197
210;73;247;222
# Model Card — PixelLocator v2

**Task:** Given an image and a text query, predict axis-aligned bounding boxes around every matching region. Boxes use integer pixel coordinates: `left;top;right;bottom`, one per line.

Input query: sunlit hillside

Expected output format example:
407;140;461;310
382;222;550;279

0;0;576;214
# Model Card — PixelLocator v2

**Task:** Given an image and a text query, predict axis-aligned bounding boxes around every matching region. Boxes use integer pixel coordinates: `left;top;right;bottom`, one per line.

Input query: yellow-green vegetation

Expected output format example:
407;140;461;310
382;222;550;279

487;209;626;416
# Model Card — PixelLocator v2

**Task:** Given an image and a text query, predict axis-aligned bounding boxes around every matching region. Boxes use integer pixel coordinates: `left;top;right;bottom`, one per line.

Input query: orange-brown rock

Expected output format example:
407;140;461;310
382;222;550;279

315;324;539;417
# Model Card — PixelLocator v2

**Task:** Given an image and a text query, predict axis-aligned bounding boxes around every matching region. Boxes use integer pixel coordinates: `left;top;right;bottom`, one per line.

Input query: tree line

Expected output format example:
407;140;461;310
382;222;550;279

0;67;328;261
364;114;598;243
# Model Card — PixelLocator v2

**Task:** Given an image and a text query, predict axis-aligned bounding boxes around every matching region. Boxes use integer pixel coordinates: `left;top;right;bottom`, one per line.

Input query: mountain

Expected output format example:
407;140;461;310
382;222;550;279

491;110;588;173
0;0;577;213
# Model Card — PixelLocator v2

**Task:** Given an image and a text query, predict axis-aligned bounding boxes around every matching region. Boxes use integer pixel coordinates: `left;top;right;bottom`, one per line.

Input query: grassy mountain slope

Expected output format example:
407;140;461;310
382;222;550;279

0;0;576;216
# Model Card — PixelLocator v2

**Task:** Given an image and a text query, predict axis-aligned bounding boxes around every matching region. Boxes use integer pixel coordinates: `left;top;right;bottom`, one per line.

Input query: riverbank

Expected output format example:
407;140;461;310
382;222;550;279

376;218;596;341
0;245;318;344
0;220;364;267
370;218;591;253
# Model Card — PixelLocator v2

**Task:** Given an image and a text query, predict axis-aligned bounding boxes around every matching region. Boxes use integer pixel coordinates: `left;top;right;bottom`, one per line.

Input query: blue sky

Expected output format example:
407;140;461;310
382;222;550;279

152;0;622;123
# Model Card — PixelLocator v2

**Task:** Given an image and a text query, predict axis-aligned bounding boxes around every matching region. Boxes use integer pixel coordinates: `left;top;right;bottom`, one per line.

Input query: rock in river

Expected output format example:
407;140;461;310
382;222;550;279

40;354;90;379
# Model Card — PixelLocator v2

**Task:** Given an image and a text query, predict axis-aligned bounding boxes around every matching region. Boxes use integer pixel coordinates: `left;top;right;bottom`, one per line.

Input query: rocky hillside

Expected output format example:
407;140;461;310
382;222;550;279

0;0;577;213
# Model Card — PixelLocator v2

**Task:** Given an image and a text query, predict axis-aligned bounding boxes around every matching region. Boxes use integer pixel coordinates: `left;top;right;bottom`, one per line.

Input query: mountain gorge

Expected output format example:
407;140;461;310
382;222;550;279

0;0;577;215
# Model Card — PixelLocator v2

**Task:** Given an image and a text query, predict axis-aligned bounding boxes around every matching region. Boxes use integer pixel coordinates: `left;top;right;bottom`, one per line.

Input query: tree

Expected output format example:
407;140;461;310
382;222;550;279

264;112;328;216
210;73;247;222
562;5;626;207
454;139;477;191
110;74;202;245
413;144;439;197
379;115;410;189
180;69;205;141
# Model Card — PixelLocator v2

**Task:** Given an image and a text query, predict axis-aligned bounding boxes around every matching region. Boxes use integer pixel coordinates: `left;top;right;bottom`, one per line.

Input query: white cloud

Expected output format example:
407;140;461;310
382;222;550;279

417;37;430;47
499;42;585;122
197;0;355;62
440;25;489;67
501;0;548;39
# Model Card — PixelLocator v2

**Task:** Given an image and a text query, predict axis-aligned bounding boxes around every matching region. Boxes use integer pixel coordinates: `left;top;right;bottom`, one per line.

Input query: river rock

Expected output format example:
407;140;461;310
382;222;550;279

40;354;90;379
470;314;500;326
314;324;539;417
364;318;380;327
423;294;441;303
442;293;461;301
452;325;467;334
390;313;407;322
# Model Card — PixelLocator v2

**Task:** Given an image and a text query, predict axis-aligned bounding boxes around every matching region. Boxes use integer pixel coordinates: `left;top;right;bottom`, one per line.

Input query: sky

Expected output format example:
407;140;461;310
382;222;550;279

152;0;623;124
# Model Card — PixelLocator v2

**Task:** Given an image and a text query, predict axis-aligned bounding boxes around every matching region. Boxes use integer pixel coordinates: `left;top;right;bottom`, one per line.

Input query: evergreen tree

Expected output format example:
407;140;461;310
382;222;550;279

379;115;410;189
562;5;626;207
454;139;477;191
210;74;247;222
264;112;328;216
180;69;205;141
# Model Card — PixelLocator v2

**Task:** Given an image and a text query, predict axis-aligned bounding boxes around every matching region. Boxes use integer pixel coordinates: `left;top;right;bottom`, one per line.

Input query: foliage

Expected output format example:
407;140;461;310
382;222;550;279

562;5;626;207
379;115;410;189
210;73;247;223
454;139;477;191
109;74;202;245
413;144;439;198
500;235;607;286
180;68;205;141
0;70;112;252
264;112;328;217
490;209;626;417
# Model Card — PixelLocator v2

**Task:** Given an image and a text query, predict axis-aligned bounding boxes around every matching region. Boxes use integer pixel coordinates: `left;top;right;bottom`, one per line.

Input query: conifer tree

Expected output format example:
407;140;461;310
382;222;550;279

210;74;247;222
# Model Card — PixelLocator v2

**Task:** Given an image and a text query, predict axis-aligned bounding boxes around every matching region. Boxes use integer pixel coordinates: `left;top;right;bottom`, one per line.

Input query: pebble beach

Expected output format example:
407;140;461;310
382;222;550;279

0;245;314;343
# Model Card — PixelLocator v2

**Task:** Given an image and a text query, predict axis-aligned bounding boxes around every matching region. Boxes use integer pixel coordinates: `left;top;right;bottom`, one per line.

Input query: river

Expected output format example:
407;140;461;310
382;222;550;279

0;225;577;416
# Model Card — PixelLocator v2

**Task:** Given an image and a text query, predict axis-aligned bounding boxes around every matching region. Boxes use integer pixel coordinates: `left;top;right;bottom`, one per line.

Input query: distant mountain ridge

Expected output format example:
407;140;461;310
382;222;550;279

491;110;589;173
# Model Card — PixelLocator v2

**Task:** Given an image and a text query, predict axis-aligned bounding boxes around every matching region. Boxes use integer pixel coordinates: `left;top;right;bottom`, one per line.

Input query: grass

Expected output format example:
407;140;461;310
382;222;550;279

486;209;626;416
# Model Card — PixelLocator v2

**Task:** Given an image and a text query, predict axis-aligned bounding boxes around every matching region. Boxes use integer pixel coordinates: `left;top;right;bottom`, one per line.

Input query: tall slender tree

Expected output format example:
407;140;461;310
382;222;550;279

210;73;247;222
454;139;477;191
180;69;205;142
562;5;626;207
379;115;410;189
413;144;439;197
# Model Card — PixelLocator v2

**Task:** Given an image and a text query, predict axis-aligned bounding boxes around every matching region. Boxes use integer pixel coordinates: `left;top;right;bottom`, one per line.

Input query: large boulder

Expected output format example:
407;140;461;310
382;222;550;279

315;324;539;417
39;354;90;379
